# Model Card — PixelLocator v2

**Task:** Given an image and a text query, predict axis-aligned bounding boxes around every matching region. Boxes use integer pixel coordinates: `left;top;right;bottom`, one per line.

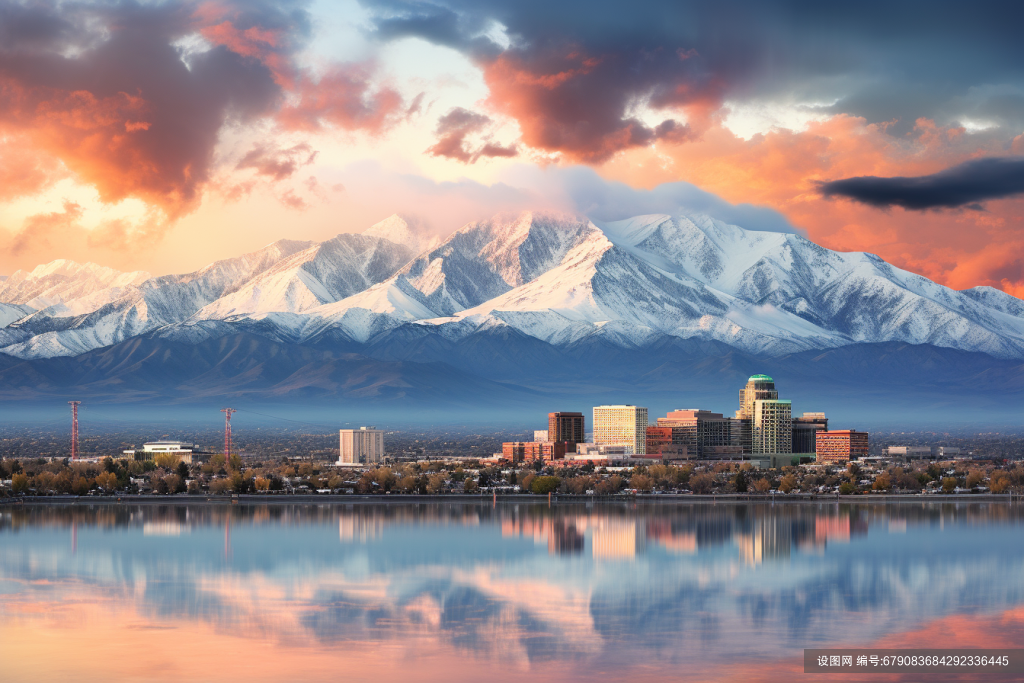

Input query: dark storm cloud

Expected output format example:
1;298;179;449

0;0;293;216
0;0;407;223
819;157;1024;210
362;0;1024;157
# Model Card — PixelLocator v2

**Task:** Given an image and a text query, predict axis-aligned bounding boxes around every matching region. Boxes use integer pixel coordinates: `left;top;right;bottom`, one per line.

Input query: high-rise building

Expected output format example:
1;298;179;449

593;405;648;455
737;374;778;419
735;375;791;454
792;412;828;453
753;400;792;454
533;430;549;442
338;427;385;465
816;430;869;465
656;409;737;458
548;412;585;446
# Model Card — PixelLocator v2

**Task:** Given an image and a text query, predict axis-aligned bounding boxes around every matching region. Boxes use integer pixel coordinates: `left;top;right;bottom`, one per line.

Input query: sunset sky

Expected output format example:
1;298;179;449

1;0;1022;296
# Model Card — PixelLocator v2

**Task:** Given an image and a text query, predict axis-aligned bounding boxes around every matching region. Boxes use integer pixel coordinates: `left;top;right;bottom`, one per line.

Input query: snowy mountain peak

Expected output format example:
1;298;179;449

363;214;441;254
2;210;1023;361
0;258;151;307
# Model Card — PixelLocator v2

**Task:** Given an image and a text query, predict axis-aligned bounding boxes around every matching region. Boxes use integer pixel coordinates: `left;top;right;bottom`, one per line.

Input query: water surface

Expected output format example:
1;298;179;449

2;501;1024;682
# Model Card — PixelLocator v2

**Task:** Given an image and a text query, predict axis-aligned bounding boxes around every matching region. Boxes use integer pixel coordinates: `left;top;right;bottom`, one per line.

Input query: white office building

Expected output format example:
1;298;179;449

593;405;648;455
122;441;202;464
884;445;962;459
338;427;385;466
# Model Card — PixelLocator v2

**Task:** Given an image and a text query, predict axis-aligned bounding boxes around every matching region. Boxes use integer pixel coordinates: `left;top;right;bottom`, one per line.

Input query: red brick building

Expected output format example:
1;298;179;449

645;426;674;455
816;430;869;465
502;441;568;464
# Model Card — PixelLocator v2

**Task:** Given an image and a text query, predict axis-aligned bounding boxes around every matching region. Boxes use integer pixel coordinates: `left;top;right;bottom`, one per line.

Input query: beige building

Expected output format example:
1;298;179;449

338;427;385;465
593;405;648;455
735;375;792;455
753;399;792;454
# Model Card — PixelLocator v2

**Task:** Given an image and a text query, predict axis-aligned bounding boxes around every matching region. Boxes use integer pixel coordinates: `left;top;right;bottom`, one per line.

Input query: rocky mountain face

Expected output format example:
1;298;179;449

1;211;1022;412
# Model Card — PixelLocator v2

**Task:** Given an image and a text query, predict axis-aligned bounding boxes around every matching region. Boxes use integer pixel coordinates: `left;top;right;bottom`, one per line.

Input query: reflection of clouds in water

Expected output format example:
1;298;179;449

2;504;1024;669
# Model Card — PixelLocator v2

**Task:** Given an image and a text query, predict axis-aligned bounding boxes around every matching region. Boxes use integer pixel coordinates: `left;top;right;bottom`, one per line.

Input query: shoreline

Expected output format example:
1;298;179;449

1;492;1021;506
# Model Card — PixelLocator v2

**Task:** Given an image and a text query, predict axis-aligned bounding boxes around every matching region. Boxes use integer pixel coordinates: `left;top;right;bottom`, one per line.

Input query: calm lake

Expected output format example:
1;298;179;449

2;500;1024;682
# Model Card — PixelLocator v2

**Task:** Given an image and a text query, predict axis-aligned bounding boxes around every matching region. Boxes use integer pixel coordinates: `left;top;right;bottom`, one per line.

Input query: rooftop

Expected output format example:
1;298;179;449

747;374;774;382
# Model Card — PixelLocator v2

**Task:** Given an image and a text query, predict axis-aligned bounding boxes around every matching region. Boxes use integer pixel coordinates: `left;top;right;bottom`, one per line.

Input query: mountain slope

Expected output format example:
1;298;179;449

0;333;540;405
193;233;414;319
0;259;150;308
2;211;1023;363
0;232;414;358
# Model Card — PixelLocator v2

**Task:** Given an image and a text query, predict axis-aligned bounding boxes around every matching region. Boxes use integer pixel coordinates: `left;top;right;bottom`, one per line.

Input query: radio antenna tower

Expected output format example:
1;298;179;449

69;401;81;461
221;408;237;461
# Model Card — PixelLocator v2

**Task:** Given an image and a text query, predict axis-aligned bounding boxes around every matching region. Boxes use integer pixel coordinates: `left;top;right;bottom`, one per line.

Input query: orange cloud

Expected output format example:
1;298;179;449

2;200;169;271
10;200;84;256
0;135;66;201
0;0;413;248
598;115;1024;295
235;143;318;181
276;65;405;133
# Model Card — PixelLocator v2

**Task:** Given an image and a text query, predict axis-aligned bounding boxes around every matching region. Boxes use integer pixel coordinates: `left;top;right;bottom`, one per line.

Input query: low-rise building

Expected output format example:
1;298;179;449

655;409;736;458
501;441;568;464
884;445;962;459
816;430;870;465
645;426;674;455
122;441;205;464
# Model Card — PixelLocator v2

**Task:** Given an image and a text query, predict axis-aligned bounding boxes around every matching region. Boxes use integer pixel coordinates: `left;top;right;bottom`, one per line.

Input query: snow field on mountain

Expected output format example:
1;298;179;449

2;212;1023;360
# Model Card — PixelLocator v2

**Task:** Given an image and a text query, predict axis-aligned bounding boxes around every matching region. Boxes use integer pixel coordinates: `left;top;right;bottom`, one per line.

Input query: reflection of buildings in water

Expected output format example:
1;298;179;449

501;517;548;544
500;517;585;556
644;519;696;554
592;519;645;560
339;515;384;542
815;515;850;544
549;520;584;555
498;513;639;559
737;516;794;566
694;517;734;550
888;518;907;533
738;514;821;564
143;521;187;536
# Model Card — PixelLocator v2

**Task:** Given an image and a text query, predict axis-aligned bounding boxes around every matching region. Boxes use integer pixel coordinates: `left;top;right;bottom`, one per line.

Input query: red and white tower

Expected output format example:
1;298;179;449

69;401;81;461
221;408;237;461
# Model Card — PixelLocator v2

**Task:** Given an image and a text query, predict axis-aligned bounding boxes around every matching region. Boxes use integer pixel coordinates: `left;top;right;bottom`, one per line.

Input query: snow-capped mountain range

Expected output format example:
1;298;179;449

2;211;1024;362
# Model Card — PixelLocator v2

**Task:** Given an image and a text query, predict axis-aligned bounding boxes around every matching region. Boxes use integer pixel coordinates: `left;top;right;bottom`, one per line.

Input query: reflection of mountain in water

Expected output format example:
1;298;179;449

2;503;1024;666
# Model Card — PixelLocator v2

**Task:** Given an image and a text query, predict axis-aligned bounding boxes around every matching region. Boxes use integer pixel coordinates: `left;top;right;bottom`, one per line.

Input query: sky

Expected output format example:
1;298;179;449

0;0;1022;296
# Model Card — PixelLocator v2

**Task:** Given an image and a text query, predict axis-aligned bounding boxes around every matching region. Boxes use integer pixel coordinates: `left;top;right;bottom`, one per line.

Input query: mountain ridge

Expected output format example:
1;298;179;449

1;211;1023;366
